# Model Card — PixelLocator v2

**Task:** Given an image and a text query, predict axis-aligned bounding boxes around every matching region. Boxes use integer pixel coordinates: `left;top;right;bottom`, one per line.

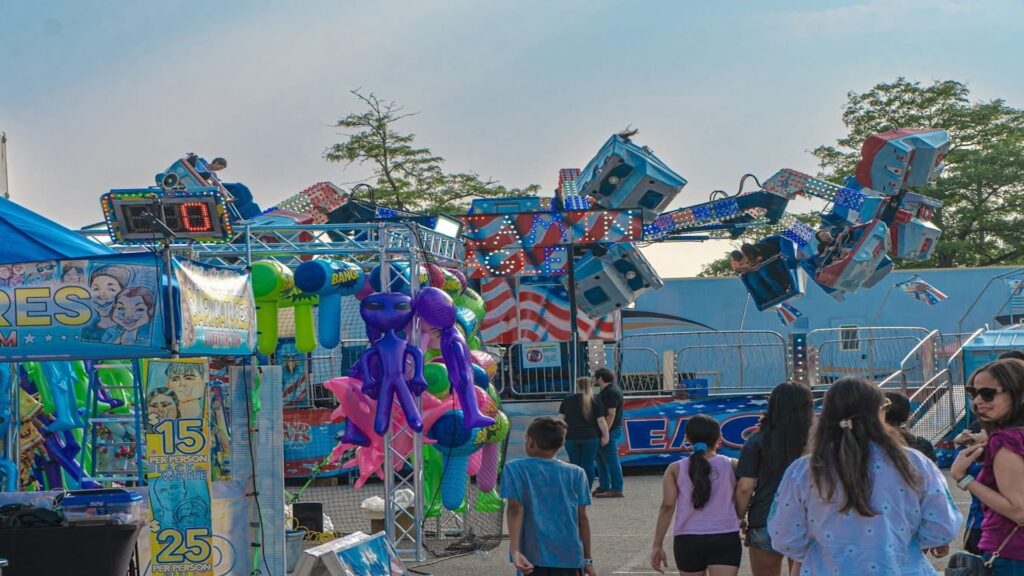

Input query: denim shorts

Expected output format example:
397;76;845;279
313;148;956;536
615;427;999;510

745;526;777;553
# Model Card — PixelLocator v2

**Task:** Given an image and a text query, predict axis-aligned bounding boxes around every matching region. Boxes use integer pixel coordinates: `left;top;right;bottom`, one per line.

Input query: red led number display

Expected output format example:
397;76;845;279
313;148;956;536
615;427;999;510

178;202;213;232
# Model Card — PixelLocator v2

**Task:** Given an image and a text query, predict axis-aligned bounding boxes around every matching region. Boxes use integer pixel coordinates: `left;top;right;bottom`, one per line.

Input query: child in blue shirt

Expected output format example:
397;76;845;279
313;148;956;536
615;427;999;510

501;416;596;576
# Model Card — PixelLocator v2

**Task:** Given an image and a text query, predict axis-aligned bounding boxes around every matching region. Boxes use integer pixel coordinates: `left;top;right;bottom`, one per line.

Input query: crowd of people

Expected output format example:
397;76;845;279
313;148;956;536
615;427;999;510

500;353;1024;576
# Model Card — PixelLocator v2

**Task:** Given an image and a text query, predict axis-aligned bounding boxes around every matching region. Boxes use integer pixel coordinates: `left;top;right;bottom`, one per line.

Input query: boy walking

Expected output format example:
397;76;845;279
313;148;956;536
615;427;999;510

501;416;597;576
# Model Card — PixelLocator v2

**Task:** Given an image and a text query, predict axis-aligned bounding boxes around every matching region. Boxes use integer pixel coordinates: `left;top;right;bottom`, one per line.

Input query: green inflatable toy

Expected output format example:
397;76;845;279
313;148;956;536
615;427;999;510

251;260;295;355
454;289;485;325
422;363;450;398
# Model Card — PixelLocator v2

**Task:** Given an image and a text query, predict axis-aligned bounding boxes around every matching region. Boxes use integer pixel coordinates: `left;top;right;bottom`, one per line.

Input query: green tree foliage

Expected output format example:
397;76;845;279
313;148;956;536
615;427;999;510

813;78;1024;268
700;78;1024;276
325;90;540;214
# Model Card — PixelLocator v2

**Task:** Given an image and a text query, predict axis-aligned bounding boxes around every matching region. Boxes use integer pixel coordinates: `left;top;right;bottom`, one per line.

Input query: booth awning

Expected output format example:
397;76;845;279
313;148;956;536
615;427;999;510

0;197;112;264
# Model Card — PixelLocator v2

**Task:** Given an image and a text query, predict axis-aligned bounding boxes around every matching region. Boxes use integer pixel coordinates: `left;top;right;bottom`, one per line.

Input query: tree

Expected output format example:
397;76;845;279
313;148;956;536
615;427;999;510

325;90;540;214
813;78;1024;268
700;78;1024;275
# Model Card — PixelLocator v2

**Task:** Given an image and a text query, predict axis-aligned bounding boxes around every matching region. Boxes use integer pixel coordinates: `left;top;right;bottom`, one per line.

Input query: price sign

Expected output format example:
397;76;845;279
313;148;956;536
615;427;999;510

101;188;233;244
146;359;214;576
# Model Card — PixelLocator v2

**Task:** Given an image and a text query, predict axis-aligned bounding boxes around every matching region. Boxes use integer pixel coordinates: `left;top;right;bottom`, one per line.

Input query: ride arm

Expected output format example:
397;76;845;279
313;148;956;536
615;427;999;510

643;191;790;241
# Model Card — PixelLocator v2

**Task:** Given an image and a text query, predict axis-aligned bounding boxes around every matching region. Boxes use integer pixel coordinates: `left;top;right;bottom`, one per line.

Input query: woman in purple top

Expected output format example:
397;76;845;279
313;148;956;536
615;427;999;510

651;414;741;576
952;358;1024;575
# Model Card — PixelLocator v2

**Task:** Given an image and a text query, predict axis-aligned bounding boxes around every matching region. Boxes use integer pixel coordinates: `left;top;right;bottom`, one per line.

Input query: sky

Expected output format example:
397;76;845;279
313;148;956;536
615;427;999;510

2;0;1023;278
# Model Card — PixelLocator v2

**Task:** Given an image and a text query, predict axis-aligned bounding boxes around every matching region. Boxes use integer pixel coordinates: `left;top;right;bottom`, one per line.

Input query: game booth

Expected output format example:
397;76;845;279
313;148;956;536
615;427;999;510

0;153;512;576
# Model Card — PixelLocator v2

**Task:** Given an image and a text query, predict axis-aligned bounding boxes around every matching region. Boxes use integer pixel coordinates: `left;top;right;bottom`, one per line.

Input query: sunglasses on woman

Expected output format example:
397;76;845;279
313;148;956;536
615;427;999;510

965;386;1004;402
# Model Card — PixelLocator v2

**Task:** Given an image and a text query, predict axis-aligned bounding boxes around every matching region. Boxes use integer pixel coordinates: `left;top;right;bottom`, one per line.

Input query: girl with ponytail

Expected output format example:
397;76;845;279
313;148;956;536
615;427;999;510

651;414;742;576
768;377;961;575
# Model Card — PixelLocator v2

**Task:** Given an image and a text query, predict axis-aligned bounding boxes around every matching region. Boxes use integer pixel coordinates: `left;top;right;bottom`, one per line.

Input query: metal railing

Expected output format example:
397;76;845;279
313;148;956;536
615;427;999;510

808;327;930;388
605;347;663;394
496;342;584;397
612;331;789;396
877;330;941;394
905;328;985;442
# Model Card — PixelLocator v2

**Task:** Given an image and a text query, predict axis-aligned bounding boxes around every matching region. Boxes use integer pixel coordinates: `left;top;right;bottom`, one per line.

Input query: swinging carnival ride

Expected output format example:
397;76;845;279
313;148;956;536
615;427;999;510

3;124;1021;574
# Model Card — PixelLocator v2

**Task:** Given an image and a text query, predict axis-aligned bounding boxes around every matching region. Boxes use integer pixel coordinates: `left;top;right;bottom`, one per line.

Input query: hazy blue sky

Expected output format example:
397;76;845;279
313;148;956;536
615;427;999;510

2;0;1022;277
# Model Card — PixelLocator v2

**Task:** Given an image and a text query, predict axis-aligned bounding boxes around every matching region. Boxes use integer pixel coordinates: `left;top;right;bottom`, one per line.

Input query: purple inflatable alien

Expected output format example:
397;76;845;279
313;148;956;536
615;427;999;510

358;292;428;434
357;288;495;435
414;287;495;431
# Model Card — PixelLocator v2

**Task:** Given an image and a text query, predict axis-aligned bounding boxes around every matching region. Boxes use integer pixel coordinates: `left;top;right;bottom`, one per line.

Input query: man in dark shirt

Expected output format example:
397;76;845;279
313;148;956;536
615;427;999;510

593;367;625;498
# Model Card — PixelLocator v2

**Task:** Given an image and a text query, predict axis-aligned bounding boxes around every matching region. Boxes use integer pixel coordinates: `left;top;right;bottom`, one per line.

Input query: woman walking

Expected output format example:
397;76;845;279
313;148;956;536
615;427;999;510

559;377;609;488
768;377;960;575
951;358;1024;575
734;382;814;576
651;415;741;576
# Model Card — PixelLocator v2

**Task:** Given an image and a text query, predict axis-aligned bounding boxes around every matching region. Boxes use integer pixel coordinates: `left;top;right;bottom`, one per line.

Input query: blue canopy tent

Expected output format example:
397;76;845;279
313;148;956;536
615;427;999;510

0;197;112;264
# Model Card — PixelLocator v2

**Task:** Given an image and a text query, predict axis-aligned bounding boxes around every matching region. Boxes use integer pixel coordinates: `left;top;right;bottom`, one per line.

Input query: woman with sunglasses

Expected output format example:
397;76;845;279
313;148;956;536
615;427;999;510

768;377;960;575
951;358;1024;574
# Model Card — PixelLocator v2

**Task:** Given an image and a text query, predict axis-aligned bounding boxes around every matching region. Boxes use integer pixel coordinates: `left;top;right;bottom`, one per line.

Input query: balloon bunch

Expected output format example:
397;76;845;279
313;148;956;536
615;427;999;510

322;262;509;513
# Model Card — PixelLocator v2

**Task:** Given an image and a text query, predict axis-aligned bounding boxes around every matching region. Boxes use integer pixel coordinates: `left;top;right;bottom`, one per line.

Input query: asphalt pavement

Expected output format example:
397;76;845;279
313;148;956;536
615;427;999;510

412;470;971;576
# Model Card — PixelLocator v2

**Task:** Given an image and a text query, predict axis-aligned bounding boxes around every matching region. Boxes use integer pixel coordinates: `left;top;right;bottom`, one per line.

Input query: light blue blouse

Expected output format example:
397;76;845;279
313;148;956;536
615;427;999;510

768;445;962;576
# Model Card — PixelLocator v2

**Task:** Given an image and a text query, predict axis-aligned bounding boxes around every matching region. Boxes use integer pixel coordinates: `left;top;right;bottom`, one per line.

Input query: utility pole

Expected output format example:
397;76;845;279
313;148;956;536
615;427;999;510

0;132;9;199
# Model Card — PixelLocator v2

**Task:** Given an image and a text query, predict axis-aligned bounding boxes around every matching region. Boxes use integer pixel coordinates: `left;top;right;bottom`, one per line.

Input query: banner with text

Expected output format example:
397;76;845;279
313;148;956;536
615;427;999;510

174;259;255;357
0;253;167;360
146;358;214;576
284;408;347;478
619;395;768;467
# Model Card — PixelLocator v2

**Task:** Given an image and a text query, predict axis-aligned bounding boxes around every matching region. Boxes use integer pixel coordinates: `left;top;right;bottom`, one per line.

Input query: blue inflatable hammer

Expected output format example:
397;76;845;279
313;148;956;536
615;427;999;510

294;259;365;349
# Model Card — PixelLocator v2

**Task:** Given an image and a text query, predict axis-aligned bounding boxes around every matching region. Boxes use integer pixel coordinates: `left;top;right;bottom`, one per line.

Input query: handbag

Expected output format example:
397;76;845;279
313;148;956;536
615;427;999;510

945;522;1023;576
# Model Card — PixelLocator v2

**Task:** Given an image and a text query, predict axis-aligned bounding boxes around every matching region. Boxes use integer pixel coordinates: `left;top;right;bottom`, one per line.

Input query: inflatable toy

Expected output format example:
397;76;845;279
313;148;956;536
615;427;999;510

427;410;483;511
294;259;365;349
281;288;318;354
415;288;495;430
368;262;427;295
0;364;17;491
357;292;429;434
251;260;295;355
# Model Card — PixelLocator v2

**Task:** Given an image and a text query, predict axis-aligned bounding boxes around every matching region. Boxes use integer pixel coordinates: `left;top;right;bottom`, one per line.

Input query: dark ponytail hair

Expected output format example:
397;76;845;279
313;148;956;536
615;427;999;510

685;414;721;510
761;382;814;475
809;377;920;516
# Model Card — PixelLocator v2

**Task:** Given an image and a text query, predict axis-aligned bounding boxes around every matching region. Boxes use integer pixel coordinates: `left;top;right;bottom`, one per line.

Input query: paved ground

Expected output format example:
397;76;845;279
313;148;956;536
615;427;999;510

410;470;971;576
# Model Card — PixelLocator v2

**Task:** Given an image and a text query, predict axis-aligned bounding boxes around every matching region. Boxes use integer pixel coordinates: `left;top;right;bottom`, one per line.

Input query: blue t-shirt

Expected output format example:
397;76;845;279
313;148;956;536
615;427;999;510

500;457;591;570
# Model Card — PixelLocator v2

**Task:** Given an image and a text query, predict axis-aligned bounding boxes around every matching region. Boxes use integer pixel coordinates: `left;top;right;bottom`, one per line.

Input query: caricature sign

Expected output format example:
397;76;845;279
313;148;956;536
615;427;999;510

0;254;167;360
146;359;214;576
174;259;255;356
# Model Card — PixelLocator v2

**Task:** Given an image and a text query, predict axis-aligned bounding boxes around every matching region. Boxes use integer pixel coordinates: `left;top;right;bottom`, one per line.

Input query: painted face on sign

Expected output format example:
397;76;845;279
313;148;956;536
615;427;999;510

90;274;124;315
35;261;57;283
0;266;11;280
167;369;205;402
112;294;153;332
147;390;179;422
62;266;84;285
153;480;187;509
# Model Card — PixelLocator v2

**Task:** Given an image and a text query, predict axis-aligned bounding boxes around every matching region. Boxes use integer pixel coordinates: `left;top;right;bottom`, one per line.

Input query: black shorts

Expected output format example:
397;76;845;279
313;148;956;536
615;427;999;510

530;568;583;576
673;532;742;572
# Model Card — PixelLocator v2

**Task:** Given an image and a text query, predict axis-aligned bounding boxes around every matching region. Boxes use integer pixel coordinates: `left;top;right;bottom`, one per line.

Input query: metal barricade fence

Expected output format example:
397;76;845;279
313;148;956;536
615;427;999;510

497;342;581;398
614;331;789;396
604;347;662;394
808;327;930;388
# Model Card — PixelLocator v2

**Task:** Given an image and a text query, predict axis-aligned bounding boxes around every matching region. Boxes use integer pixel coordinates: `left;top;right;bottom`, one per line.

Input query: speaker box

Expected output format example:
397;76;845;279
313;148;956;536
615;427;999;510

855;129;949;194
568;243;663;317
577;135;686;222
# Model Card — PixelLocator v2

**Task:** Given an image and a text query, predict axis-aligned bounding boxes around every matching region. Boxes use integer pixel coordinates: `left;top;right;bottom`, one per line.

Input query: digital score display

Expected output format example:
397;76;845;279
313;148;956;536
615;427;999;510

101;188;233;244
